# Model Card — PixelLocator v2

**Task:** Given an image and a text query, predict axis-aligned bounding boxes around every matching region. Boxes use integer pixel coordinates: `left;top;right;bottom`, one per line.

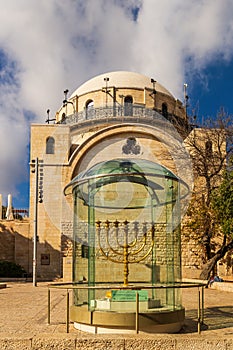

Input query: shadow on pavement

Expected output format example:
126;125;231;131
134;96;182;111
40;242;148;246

180;306;233;333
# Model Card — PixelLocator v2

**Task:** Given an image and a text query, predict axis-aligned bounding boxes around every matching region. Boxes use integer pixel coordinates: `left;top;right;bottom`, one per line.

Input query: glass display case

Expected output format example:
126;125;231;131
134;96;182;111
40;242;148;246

64;158;189;333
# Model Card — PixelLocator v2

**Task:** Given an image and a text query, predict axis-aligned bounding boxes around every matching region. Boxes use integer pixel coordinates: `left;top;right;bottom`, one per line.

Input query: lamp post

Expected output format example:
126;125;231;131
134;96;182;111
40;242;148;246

103;77;109;107
31;157;43;287
62;89;75;116
45;109;56;124
32;158;39;286
151;78;156;110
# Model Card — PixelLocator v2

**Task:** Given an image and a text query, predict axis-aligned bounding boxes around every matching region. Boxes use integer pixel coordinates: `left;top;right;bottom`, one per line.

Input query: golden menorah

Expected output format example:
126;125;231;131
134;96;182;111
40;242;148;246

96;219;155;286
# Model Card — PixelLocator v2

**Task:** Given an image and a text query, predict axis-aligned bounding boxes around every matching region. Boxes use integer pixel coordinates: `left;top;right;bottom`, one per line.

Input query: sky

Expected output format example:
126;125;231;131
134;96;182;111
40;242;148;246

0;0;233;208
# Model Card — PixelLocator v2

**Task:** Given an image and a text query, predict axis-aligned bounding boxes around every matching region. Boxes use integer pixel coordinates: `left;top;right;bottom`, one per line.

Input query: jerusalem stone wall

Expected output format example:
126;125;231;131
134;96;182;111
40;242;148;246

181;234;203;279
61;221;73;282
0;219;31;273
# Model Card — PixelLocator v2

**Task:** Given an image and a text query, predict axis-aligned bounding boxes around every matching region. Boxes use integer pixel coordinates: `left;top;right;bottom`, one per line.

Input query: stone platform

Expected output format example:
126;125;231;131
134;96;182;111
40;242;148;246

0;282;233;349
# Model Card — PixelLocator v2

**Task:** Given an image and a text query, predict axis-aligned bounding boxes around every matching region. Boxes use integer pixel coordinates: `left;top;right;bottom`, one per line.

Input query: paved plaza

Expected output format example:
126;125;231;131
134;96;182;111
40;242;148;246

0;282;233;349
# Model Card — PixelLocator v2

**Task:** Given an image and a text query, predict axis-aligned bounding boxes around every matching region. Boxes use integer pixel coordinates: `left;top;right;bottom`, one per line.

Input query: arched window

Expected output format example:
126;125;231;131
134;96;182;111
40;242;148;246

85;99;94;119
124;96;133;116
46;137;55;154
162;103;168;118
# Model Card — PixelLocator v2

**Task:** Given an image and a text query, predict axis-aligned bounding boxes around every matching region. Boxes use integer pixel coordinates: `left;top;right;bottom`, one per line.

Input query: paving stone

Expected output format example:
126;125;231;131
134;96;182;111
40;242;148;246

32;333;76;350
125;337;175;349
176;337;226;350
76;338;125;350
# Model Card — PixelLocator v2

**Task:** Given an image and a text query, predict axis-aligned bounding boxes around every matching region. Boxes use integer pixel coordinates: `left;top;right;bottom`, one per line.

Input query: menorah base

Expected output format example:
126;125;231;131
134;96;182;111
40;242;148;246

70;305;185;334
94;298;161;312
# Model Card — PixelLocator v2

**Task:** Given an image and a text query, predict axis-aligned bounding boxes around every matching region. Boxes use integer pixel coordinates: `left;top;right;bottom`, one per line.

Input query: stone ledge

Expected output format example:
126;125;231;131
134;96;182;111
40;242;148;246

0;334;233;350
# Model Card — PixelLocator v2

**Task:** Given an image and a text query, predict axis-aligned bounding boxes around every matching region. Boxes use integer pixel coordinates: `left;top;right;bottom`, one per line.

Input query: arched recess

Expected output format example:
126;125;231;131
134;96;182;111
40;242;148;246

124;95;133;116
85;99;94;119
46;136;55;154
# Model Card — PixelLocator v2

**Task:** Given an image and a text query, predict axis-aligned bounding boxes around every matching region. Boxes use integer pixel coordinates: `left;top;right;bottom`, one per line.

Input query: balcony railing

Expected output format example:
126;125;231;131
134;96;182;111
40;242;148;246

59;104;190;137
61;104;168;125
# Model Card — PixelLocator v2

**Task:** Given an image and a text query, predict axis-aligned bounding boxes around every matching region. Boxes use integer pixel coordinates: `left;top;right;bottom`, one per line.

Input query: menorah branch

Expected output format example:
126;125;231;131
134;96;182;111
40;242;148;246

96;220;155;286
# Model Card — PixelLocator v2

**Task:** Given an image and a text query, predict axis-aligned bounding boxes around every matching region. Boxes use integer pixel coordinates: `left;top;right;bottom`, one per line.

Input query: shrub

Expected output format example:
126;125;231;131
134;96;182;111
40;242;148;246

0;261;26;277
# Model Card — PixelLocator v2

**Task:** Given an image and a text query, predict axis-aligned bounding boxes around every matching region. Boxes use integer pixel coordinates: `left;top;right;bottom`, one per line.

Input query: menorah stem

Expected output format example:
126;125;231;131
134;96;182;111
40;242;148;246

123;245;129;287
123;220;129;286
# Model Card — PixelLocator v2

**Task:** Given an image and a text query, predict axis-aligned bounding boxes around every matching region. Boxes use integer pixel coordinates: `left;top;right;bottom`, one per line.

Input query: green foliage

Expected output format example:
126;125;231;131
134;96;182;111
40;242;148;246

211;171;233;237
0;261;26;277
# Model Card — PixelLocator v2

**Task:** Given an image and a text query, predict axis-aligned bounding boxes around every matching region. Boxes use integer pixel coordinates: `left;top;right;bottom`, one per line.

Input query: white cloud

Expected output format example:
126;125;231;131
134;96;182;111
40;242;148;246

132;0;233;95
0;0;233;204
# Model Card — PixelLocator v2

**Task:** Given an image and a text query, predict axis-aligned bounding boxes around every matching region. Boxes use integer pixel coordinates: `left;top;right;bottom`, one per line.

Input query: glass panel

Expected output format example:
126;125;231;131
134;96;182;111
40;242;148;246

73;190;88;306
88;188;95;310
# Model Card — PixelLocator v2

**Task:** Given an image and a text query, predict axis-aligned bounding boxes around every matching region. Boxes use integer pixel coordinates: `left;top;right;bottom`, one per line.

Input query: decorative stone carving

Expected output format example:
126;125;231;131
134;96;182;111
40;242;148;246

122;137;141;155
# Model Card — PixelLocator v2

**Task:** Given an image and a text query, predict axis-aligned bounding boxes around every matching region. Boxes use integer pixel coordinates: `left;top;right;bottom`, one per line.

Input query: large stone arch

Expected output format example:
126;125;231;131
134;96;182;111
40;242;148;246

67;123;184;182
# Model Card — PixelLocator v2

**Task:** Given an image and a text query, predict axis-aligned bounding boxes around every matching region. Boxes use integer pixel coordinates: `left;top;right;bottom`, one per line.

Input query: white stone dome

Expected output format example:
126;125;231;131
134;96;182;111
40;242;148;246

70;71;174;98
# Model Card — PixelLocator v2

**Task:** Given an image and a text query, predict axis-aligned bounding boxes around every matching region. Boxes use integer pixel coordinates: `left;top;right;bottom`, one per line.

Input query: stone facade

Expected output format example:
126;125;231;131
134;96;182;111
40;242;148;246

28;71;191;281
0;71;230;281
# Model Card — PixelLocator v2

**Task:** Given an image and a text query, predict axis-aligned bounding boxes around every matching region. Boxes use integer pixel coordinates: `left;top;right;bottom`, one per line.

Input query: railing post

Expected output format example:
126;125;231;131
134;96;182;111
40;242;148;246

201;286;204;325
135;291;139;334
197;288;201;334
48;288;50;325
66;289;70;333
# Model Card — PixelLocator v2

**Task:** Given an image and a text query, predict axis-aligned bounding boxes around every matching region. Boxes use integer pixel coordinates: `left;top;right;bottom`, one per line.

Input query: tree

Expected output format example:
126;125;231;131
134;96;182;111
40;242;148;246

184;110;233;280
205;170;233;276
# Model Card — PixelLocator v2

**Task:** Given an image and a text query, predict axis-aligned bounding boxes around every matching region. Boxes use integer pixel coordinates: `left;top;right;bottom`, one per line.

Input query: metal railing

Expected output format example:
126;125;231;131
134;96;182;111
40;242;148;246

59;104;191;137
61;104;163;125
47;281;205;334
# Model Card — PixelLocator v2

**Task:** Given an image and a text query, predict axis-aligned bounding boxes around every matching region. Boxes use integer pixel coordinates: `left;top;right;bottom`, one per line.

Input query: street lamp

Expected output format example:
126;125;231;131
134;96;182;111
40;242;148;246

103;77;110;107
45;109;56;124
63;89;75;116
30;158;43;287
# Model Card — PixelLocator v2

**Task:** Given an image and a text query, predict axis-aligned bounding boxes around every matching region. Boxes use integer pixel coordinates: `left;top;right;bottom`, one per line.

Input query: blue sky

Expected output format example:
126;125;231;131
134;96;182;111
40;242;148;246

189;61;233;121
0;0;233;208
